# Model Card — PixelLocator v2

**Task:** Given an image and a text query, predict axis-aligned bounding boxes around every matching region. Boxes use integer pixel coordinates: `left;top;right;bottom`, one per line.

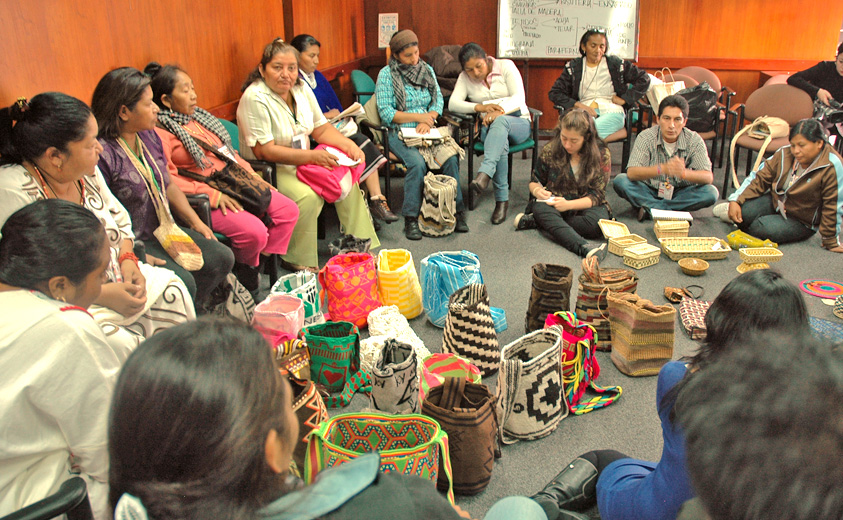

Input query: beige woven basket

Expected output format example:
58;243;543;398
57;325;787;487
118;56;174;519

653;220;689;239
598;219;630;239
738;247;782;264
658;237;731;261
609;234;647;256
623;243;661;269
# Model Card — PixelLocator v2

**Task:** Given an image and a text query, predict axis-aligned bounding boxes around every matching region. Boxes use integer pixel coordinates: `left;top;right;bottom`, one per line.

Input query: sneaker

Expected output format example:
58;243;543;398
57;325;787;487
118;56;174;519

514;213;538;231
369;196;399;223
712;202;732;223
585;243;607;262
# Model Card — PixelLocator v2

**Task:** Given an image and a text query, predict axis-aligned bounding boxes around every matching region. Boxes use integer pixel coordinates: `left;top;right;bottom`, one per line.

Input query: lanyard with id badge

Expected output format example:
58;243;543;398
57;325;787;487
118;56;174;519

281;95;309;151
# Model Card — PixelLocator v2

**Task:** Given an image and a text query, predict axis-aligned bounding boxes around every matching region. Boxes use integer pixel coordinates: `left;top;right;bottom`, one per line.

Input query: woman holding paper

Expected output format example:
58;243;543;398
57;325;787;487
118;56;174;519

375;29;467;241
449;42;531;225
513;109;611;260
237;38;379;271
291;34;396;224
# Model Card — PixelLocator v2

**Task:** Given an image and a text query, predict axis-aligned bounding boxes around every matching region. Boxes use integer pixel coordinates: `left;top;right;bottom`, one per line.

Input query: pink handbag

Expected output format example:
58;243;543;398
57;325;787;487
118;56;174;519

318;252;382;327
296;144;365;203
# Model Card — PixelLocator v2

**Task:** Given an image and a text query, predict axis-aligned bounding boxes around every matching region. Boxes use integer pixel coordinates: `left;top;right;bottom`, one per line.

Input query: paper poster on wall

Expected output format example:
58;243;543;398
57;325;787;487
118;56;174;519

497;0;640;60
378;13;399;49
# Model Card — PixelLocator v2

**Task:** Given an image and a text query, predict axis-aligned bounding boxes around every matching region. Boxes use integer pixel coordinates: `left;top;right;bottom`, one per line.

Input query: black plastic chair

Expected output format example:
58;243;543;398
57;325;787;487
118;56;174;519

0;477;93;520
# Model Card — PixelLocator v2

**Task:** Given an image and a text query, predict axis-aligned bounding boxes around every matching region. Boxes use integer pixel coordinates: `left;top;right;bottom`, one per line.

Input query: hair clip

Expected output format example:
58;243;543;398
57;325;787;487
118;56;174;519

15;97;30;113
274;37;285;43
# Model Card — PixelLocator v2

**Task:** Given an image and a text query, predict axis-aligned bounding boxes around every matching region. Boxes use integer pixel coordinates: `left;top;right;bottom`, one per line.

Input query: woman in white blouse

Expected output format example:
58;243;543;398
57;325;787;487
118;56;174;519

0;200;122;520
237;38;379;271
449;43;531;224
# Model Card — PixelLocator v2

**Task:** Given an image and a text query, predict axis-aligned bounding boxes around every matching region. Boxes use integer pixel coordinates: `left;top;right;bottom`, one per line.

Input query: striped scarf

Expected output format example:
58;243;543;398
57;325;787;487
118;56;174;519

388;57;437;112
157;107;234;170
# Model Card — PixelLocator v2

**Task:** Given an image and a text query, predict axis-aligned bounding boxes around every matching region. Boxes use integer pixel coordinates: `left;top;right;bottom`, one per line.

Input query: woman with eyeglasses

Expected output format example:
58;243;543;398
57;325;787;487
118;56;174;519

548;29;649;139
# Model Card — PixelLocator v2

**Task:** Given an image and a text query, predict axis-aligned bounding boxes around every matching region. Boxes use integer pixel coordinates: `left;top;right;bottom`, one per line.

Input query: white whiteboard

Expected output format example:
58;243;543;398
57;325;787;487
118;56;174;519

497;0;640;60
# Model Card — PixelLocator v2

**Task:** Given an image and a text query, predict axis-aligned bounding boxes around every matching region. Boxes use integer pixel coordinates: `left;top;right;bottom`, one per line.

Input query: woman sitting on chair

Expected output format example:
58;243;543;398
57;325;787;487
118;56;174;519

719;118;843;252
92;68;235;309
530;269;811;520
548;29;649;140
514;109;611;260
237;38;379;271
448;42;532;225
145;62;299;293
290;34;397;225
0;93;194;356
375;29;468;240
0;200;123;520
787;42;843;150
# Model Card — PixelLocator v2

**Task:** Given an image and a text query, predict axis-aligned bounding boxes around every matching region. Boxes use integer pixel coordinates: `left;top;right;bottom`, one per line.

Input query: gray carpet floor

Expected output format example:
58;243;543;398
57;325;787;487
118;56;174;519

259;140;842;519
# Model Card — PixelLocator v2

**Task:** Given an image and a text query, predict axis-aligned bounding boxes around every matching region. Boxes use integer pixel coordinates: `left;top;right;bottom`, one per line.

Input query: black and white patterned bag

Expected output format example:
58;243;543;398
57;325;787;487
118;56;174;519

496;328;568;444
369;339;420;414
442;284;500;377
418;173;457;237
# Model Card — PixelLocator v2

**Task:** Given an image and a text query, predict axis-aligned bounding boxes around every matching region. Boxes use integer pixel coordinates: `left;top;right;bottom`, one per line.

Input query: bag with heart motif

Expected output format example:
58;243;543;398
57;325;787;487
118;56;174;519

304;321;362;393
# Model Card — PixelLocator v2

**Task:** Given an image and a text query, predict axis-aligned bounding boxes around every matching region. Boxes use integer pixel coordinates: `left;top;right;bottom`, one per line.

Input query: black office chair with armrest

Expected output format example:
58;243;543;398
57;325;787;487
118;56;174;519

0;477;93;520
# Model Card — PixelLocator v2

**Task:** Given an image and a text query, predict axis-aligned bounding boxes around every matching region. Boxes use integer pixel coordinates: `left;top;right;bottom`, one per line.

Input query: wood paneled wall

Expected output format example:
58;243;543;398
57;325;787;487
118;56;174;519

3;1;840;129
363;0;843;128
0;1;287;115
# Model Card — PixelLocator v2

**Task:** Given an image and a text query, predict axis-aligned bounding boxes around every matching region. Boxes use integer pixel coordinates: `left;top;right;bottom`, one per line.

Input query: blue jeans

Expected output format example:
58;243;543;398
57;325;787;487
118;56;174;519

484;496;548;520
737;193;816;244
595;110;625;139
612;174;718;212
388;132;463;217
479;115;532;202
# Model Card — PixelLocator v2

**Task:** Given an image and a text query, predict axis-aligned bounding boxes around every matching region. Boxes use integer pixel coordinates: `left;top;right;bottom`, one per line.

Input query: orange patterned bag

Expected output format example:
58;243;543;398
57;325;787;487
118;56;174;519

318;252;382;327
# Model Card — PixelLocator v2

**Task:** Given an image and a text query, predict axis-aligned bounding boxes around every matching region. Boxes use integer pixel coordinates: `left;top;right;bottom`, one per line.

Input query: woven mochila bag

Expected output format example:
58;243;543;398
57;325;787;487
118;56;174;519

574;258;638;351
270;270;325;327
288;378;329;473
422;377;500;495
318;252;382;327
420;250;507;332
304;321;372;408
442;284;500;377
496;328;567;444
525;263;574;333
545;311;623;415
251;294;304;350
304;412;455;504
607;292;677;377
418;172;457;237
369;339;420;414
376;249;423;319
419;352;482;401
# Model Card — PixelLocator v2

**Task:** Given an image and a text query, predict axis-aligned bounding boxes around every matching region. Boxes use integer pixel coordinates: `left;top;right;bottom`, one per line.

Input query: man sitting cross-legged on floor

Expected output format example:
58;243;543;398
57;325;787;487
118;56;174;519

613;95;718;220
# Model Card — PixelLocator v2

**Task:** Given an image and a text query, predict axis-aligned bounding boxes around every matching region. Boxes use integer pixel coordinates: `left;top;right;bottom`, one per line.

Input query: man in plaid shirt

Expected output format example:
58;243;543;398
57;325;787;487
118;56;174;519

612;95;718;220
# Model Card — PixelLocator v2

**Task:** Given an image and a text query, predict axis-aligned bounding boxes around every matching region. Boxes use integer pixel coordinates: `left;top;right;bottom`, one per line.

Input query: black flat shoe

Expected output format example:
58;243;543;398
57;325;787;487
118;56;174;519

531;457;599;512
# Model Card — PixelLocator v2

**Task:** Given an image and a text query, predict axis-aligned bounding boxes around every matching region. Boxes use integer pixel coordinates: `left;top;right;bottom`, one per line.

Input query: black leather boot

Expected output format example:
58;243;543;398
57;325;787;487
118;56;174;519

491;201;508;225
404;216;422;240
531;457;599;512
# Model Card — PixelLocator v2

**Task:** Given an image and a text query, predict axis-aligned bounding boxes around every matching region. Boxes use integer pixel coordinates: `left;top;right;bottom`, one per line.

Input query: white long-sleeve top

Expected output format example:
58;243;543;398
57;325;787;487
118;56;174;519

448;57;530;119
0;291;121;520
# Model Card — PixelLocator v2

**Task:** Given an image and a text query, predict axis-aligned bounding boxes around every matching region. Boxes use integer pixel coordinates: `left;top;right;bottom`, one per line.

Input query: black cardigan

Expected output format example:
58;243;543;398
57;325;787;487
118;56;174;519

787;61;843;103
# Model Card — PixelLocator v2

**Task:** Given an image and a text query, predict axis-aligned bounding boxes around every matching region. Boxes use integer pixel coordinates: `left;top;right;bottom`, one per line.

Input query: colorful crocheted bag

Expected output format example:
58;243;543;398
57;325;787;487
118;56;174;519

289;378;329;473
304;321;371;408
251;294;304;350
420;353;482;401
270;271;325;327
304;412;454;504
544;311;623;414
376;249;423;319
318;252;382;327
